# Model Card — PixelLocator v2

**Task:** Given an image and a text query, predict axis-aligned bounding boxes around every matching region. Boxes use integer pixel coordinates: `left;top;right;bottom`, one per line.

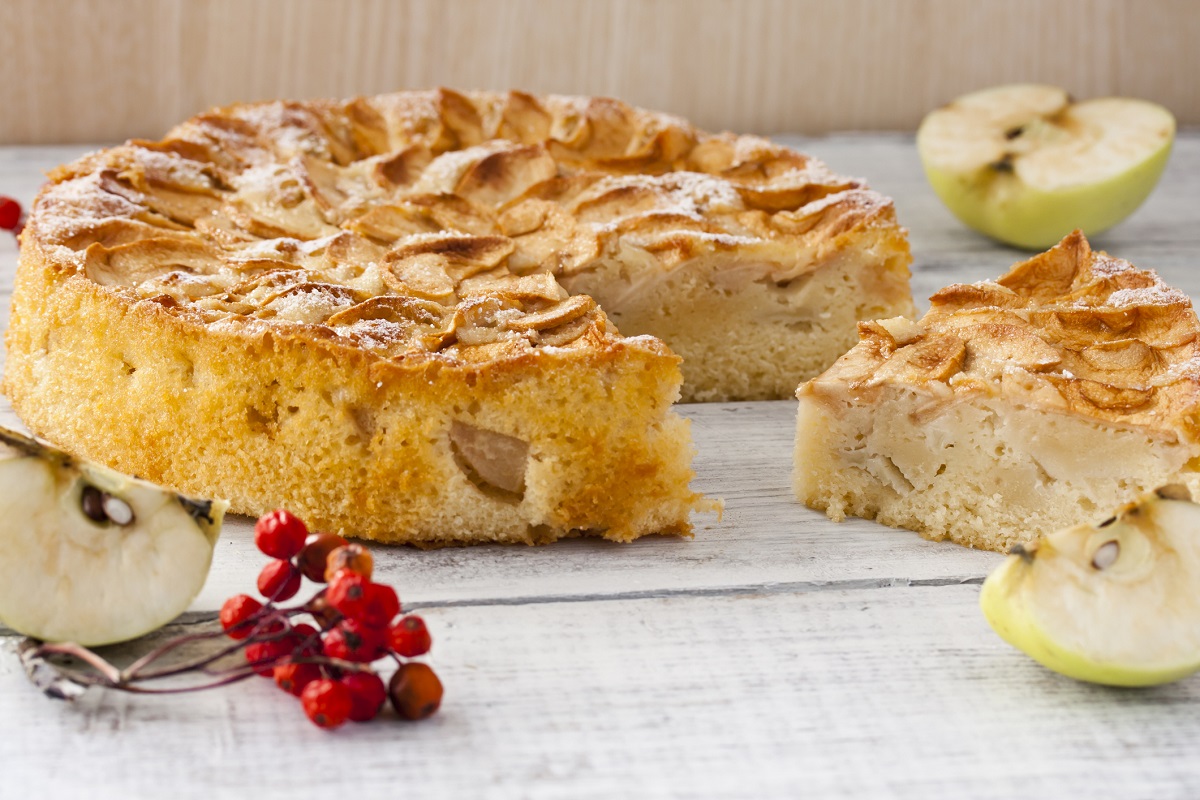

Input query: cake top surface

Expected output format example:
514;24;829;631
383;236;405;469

804;231;1200;440
26;89;896;367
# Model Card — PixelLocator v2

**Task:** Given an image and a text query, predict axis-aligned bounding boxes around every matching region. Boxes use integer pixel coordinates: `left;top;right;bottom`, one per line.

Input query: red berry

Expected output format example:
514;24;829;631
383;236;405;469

322;618;383;663
254;510;308;560
293;622;319;638
387;615;431;657
388;662;443;721
0;197;20;231
257;559;302;601
273;662;322;696
219;594;263;640
301;679;353;729
360;583;401;628
326;572;369;620
244;636;298;677
292;622;321;651
324;543;374;582
297;533;349;582
259;611;288;636
342;671;387;722
287;623;322;658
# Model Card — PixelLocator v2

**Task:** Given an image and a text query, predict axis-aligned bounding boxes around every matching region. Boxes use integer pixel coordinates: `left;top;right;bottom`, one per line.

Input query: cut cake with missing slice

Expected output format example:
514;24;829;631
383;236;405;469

5;89;914;545
795;232;1200;552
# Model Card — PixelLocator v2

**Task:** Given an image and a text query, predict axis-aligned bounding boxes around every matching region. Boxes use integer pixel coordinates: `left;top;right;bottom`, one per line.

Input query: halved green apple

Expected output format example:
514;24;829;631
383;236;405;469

981;485;1200;686
0;427;228;646
918;84;1175;249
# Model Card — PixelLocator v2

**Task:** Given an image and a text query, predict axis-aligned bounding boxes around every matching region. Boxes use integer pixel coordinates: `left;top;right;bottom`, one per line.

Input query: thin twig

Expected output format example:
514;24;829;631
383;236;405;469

126;607;306;681
30;642;123;683
106;671;260;695
121;624;229;677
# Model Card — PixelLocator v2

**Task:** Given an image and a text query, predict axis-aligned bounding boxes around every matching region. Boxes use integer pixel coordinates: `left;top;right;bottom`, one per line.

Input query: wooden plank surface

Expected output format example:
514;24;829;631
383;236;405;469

1;135;1199;798
1;0;1199;144
6;587;1200;799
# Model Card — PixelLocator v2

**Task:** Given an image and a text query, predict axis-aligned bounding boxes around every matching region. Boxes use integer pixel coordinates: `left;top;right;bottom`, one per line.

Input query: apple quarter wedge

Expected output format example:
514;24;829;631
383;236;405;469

795;231;1200;553
981;485;1200;687
0;426;227;646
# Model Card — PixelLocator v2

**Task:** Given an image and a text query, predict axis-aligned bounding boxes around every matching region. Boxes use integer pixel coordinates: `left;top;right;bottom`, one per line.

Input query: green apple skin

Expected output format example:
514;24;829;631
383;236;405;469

980;554;1200;687
922;138;1173;251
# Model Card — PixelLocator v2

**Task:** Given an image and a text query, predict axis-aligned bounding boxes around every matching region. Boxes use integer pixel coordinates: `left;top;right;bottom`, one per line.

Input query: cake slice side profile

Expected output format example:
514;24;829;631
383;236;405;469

795;232;1200;553
7;229;709;546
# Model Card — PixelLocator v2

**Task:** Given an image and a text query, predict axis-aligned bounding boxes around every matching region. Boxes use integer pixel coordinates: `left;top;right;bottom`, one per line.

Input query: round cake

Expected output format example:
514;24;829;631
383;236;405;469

4;89;911;544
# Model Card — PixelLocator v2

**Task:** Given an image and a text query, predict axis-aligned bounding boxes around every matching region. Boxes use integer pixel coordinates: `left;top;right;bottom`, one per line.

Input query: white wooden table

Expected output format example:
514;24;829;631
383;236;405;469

1;135;1198;799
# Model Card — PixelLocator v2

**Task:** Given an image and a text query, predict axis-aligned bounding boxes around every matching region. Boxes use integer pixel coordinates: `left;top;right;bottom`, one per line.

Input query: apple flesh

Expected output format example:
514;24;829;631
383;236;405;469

918;84;1175;250
0;427;227;646
980;485;1200;687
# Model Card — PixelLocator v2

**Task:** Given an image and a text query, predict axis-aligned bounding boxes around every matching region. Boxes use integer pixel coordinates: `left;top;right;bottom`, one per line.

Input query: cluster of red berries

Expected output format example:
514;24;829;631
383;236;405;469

0;195;24;239
218;510;442;729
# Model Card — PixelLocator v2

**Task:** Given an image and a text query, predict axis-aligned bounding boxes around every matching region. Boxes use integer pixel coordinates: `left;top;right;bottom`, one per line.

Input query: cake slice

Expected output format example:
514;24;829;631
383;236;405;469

795;232;1200;552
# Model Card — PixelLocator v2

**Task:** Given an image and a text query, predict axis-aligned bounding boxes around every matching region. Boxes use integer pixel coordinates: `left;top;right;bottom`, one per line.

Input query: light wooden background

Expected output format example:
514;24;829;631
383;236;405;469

1;0;1196;145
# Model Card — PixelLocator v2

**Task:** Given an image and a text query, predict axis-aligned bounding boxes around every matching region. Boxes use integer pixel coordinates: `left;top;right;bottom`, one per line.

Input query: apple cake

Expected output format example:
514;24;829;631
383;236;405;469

5;89;912;545
795;231;1200;553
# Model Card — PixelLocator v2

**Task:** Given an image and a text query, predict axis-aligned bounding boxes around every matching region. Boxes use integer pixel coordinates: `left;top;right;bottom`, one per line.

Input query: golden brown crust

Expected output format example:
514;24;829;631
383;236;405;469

803;232;1200;442
7;88;909;543
796;232;1200;552
25;88;901;371
7;232;709;545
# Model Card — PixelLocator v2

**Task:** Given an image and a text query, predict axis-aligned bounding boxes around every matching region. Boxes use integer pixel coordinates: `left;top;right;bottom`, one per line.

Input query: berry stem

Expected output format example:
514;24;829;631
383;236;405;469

101;672;260;695
130;635;257;681
22;613;378;696
125;602;309;680
24;642;123;684
120;625;232;678
19;508;439;727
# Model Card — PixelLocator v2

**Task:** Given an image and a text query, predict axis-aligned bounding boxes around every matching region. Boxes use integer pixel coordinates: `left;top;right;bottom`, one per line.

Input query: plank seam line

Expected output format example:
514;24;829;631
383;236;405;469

406;575;986;609
0;575;987;637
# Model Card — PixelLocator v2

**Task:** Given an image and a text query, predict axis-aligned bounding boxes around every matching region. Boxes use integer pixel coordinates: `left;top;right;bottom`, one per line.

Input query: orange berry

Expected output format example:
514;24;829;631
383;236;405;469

297;533;349;583
324;543;374;582
388;662;443;721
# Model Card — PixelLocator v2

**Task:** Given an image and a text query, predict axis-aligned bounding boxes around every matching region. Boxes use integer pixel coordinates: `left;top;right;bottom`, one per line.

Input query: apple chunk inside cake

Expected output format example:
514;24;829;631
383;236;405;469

795;232;1200;552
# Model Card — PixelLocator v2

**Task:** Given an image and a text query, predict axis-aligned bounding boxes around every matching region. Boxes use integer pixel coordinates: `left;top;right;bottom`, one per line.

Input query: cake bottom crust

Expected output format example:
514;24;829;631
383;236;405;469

794;388;1200;552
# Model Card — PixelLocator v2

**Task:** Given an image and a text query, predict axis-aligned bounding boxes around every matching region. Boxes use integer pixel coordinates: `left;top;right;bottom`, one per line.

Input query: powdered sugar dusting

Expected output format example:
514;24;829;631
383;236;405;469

232;163;293;196
34;173;144;244
338;318;408;347
1107;284;1191;308
413;142;513;195
233;102;328;159
791;188;883;218
1088;253;1138;278
233;236;302;260
31;88;905;367
585;171;744;225
265;286;355;324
